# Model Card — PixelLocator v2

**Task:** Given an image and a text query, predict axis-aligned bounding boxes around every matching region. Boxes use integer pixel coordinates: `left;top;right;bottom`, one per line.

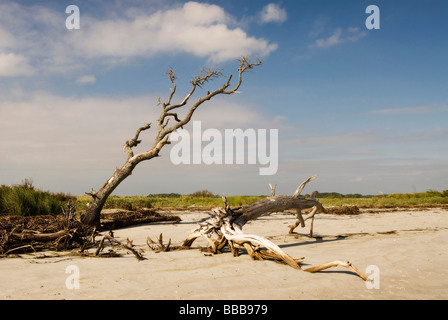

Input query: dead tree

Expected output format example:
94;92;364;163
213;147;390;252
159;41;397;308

181;176;368;280
82;57;262;227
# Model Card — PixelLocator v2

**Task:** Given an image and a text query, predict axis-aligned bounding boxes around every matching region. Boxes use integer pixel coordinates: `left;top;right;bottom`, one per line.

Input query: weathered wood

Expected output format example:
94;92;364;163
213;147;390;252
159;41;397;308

269;184;276;196
96;234;144;261
304;260;368;281
181;176;368;281
100;209;181;230
232;195;325;228
11;230;71;241
82;57;262;227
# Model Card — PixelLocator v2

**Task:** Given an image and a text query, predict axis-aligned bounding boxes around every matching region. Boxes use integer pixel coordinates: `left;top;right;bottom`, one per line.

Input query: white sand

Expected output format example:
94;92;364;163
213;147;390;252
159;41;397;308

1;208;447;300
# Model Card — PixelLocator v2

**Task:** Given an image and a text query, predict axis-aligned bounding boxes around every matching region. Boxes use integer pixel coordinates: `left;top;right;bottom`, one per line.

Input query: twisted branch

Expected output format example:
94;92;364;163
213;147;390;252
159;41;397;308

180;176;368;281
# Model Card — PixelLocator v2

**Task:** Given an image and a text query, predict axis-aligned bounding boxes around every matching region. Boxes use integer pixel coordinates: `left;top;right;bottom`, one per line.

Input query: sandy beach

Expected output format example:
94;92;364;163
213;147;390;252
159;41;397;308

1;207;447;300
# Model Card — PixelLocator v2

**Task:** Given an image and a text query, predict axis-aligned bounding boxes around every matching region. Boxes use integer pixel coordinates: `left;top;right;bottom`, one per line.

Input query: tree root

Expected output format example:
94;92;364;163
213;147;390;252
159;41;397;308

178;176;369;281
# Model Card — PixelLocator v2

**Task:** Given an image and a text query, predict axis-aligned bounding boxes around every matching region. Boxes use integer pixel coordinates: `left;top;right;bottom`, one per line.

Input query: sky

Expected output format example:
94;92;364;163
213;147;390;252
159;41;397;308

0;0;447;196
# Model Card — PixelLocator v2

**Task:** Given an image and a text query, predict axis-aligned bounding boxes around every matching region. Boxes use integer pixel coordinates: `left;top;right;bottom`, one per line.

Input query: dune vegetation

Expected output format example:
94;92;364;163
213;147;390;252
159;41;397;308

1;179;447;217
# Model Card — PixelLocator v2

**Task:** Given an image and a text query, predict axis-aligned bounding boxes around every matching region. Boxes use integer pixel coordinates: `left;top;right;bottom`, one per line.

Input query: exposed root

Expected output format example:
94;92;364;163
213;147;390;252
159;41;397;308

179;176;368;281
304;260;368;281
147;233;171;252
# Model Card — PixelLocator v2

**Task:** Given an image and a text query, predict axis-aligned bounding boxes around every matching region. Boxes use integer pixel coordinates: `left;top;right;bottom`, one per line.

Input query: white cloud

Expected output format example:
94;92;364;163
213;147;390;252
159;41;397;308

311;27;367;49
0;52;35;76
0;1;278;77
72;1;277;63
260;3;287;24
76;75;97;85
1;89;446;195
314;28;343;48
0;89;285;191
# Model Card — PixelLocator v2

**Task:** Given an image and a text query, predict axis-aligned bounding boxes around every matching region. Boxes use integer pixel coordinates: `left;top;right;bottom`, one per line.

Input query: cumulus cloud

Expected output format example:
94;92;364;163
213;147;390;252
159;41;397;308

73;2;277;63
0;1;278;77
259;3;287;24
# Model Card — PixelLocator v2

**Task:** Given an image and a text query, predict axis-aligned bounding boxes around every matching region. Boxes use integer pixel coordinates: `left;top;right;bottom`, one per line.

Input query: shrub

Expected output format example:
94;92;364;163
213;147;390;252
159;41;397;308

190;190;216;198
0;181;66;216
147;193;182;198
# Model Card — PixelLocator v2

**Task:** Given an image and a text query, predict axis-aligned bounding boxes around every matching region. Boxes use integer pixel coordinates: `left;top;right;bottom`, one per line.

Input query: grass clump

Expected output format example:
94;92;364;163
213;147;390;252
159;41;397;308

0;179;74;216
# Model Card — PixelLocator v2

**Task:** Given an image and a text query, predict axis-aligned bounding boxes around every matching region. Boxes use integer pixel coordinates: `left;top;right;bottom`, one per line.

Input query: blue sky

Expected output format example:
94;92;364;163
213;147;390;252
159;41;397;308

0;0;447;196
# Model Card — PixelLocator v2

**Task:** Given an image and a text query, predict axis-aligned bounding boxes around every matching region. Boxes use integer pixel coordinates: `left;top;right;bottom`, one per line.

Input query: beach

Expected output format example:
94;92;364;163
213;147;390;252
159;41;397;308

1;207;447;300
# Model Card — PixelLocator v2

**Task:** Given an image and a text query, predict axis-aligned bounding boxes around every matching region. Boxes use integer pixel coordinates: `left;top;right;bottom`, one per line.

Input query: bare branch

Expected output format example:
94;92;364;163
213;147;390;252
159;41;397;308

83;57;262;227
164;67;222;113
85;188;98;199
165;85;196;112
163;68;177;108
304;260;368;281
191;67;223;88
292;175;317;198
98;234;145;261
158;58;262;139
269;184;276;196
222;56;263;95
123;123;151;160
165;112;182;123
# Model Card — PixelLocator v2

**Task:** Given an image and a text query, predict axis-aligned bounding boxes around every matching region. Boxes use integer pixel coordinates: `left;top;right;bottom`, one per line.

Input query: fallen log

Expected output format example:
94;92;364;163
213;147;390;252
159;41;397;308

181;176;368;281
183;175;324;247
100;209;181;230
10;230;71;242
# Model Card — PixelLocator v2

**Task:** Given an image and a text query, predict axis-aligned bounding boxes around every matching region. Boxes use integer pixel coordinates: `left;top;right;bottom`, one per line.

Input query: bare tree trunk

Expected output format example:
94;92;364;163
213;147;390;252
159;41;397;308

82;57;262;227
82;154;154;226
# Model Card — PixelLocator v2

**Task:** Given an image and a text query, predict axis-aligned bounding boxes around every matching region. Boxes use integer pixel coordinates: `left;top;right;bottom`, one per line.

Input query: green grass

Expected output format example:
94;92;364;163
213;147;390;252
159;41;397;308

320;194;448;208
76;191;448;212
0;180;73;216
2;179;447;216
75;194;266;211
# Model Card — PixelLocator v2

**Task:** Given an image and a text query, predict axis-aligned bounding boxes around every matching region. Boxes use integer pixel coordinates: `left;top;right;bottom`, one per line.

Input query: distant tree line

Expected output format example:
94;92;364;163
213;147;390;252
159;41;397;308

304;192;375;199
2;179;447;217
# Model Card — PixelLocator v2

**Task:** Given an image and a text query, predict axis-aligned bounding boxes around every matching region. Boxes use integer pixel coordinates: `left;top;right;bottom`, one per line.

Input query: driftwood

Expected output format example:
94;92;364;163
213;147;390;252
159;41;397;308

0;203;179;258
269;183;276;196
181;176;368;281
0;205;92;256
9;229;72;242
183;175;323;248
95;234;145;261
147;234;171;252
100;209;181;230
